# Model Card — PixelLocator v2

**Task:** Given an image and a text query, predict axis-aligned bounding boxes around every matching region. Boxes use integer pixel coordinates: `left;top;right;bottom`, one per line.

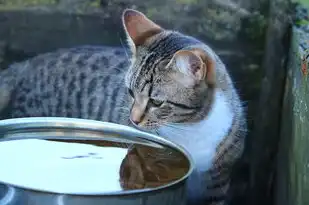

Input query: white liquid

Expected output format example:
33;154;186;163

0;139;128;194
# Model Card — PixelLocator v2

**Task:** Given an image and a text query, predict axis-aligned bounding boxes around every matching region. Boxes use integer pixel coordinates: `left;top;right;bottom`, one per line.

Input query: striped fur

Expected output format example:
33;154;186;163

0;46;132;124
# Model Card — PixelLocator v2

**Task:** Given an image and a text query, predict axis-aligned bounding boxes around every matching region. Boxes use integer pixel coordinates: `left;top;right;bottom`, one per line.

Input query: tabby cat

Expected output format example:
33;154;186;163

0;9;247;205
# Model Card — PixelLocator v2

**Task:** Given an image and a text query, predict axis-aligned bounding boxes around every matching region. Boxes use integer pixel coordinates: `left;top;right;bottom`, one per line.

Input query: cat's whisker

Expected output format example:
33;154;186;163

144;121;160;128
161;123;193;132
119;35;130;61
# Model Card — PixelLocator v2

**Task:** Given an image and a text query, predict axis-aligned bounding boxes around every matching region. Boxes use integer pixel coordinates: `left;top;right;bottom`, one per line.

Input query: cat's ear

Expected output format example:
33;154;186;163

122;9;163;46
169;49;216;88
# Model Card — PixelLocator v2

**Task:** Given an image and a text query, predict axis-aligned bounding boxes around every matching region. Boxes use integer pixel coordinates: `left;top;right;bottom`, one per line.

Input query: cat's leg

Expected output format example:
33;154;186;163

204;166;231;205
186;169;230;205
206;130;246;205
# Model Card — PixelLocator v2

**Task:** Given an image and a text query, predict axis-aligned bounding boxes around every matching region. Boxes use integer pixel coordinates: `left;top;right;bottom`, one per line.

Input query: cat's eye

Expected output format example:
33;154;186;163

149;98;164;107
128;89;134;97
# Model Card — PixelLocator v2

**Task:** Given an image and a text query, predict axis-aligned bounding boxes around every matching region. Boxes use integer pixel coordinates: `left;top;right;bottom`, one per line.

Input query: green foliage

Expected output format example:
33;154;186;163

0;0;102;11
175;0;198;4
146;8;159;18
89;0;100;7
298;0;309;6
240;12;268;47
0;0;57;8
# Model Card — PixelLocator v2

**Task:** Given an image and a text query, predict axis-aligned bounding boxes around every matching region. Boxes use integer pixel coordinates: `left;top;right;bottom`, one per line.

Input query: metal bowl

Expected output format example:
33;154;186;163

0;117;194;205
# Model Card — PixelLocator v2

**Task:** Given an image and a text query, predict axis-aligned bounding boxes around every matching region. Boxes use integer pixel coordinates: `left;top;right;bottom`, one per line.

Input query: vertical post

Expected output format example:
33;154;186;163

276;23;309;205
249;0;291;204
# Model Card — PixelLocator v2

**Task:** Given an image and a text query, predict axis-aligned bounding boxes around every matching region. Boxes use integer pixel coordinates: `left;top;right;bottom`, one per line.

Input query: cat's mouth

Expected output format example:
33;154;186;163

129;118;160;133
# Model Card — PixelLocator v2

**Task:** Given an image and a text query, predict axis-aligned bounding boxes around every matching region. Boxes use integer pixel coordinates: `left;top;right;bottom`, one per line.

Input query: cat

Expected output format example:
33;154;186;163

0;45;131;123
0;9;247;205
121;9;247;205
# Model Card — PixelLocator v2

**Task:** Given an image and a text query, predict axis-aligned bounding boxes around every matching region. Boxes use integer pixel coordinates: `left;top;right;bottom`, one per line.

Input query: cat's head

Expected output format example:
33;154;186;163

122;9;216;130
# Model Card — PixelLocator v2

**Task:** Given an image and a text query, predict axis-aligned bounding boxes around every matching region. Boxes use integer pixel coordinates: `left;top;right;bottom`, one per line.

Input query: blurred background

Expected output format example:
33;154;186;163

0;0;295;205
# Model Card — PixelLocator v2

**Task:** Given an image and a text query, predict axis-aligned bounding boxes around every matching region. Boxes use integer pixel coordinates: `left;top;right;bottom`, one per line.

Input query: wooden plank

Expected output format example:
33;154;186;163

248;0;291;204
275;25;309;205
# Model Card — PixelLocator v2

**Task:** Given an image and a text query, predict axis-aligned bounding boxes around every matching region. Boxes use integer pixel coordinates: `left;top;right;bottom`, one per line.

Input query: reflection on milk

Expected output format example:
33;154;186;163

0;139;128;194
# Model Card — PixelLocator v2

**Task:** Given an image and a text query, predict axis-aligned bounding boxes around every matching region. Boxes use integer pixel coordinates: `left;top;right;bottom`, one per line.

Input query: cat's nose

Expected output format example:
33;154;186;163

130;116;141;125
130;105;144;125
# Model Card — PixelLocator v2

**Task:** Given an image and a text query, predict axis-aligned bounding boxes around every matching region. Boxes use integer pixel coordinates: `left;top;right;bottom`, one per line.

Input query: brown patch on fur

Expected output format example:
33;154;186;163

130;103;144;123
119;147;146;189
119;145;189;190
171;50;208;88
175;50;205;76
190;48;216;86
122;9;163;46
130;94;149;124
133;29;163;47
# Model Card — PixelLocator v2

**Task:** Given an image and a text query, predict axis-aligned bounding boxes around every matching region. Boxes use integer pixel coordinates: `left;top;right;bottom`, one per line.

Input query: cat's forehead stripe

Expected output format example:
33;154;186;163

149;32;201;55
132;53;153;89
132;32;202;92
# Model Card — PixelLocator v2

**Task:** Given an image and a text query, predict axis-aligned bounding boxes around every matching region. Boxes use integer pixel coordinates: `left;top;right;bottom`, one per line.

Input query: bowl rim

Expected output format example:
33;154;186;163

0;117;194;196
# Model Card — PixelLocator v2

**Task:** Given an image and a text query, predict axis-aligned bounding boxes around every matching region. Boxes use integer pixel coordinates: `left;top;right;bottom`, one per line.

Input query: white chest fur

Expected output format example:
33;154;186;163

157;90;234;172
